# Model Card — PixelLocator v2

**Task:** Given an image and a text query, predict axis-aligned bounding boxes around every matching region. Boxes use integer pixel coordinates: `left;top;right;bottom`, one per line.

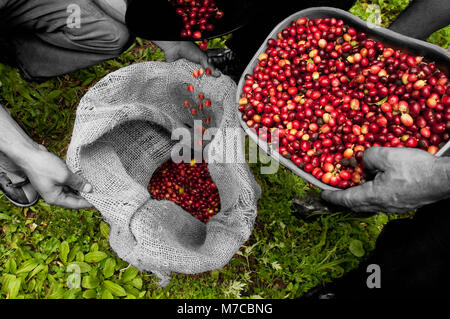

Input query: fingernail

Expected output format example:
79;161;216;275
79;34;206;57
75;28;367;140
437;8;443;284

83;183;93;193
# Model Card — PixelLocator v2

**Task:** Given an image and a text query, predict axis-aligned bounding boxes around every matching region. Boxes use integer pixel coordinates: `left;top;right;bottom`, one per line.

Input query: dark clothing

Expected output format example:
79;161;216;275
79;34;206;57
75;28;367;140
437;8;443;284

321;199;450;299
224;0;357;69
125;0;255;41
0;0;130;80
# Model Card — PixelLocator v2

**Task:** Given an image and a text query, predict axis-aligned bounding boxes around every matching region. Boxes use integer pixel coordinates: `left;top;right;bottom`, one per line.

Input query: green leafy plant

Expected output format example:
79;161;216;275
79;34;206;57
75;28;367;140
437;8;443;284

0;0;448;299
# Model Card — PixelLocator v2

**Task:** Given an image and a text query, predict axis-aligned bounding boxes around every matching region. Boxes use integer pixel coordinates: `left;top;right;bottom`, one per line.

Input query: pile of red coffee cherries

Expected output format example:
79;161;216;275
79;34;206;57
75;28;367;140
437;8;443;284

172;0;224;50
148;159;220;223
239;17;450;189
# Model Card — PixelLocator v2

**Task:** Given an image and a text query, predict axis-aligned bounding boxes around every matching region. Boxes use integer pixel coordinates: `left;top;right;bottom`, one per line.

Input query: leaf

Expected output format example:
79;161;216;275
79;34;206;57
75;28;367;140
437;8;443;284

131;277;143;290
16;259;39;275
124;284;140;297
121;266;138;283
48;285;65;299
63;288;81;299
59;241;70;264
376;213;389;226
83;289;98;299
82;275;100;289
101;288;114;299
90;243;99;252
28;264;45;280
84;251;107;263
47;89;62;100
210;270;220;280
138;291;146;298
81;75;95;87
372;96;388;106
103;280;127;297
4;258;17;273
27;279;36;293
76;252;84;262
0;213;12;220
43;238;60;254
103;258;116;278
67;246;80;263
271;261;282;271
2;274;21;299
99;221;110;239
349;239;365;257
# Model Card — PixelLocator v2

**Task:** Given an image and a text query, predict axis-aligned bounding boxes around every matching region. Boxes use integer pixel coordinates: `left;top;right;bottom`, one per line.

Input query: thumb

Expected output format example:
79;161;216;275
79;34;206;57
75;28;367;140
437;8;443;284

200;56;221;77
65;171;93;193
362;147;390;172
321;181;377;212
321;189;347;206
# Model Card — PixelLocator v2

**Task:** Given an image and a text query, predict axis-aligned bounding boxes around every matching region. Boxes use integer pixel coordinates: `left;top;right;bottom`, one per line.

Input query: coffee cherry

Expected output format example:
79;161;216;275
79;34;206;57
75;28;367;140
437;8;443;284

239;17;449;189
172;0;224;43
149;159;220;223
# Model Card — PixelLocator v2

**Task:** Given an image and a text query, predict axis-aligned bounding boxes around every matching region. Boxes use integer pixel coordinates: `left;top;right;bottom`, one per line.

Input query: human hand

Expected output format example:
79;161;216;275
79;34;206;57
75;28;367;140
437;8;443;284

153;41;221;76
321;147;450;214
20;146;93;209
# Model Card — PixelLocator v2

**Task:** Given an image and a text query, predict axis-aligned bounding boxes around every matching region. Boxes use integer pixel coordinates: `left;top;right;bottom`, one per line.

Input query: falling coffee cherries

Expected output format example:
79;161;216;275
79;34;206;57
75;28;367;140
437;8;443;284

239;17;450;189
185;67;213;120
148;159;220;223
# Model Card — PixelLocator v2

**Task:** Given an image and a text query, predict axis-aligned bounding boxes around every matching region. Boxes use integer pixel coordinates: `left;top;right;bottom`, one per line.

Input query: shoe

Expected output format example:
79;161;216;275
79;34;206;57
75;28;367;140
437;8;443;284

206;48;246;83
303;287;337;300
291;192;377;220
0;167;39;207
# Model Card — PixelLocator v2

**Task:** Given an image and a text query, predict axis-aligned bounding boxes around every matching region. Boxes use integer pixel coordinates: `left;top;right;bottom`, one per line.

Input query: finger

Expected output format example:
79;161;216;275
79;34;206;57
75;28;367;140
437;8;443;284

52;192;93;209
65;172;93;193
321;181;378;212
164;55;175;63
200;56;220;77
362;147;391;172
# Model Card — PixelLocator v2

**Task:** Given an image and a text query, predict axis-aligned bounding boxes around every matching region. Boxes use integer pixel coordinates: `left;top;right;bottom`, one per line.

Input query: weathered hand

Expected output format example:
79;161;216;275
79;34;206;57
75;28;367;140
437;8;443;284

321;147;450;214
154;41;221;76
21;146;93;209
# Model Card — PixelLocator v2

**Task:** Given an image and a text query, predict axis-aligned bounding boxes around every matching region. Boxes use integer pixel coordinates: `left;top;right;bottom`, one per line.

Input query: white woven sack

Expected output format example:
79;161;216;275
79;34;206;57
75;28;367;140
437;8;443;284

66;59;261;286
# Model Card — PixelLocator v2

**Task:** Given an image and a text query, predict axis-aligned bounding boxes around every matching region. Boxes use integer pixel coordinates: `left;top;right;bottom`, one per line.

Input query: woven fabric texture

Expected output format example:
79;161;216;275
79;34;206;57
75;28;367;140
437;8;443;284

67;59;261;286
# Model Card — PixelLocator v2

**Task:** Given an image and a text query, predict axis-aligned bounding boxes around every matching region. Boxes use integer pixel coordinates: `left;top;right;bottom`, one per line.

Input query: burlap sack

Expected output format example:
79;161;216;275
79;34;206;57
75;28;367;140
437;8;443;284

66;59;261;286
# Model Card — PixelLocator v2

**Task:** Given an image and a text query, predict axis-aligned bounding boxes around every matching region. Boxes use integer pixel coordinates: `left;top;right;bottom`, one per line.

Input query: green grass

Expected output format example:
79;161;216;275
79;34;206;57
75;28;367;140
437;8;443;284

0;1;449;299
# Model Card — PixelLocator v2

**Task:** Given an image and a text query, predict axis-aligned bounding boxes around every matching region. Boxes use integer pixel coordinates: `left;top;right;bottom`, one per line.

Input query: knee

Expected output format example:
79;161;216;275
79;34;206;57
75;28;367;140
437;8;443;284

94;19;131;54
64;11;132;55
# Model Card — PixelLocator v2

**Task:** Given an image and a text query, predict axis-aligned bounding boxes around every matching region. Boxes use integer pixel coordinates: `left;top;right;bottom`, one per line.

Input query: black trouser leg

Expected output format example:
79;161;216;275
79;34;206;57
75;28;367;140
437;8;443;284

324;199;450;299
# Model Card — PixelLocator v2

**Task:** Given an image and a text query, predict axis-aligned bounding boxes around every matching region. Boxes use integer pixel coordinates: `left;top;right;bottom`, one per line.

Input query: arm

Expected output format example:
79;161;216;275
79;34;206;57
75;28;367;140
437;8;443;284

389;0;450;40
93;0;128;23
152;41;220;76
123;0;220;75
0;105;92;209
321;147;450;214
